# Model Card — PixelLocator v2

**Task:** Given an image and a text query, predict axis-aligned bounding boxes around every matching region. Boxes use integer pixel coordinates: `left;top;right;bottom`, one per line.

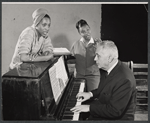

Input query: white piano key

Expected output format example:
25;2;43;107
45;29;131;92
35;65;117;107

72;82;85;121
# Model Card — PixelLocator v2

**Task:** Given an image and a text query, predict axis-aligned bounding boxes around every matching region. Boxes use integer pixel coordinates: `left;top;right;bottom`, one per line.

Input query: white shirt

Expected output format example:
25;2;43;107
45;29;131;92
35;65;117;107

80;37;94;46
107;60;118;75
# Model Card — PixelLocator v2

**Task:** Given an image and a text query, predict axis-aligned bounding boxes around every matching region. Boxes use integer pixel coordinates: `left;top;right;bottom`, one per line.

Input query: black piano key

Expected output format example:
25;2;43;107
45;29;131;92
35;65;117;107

63;111;74;115
64;108;73;112
61;81;84;120
63;113;74;116
62;119;72;121
71;93;78;97
66;103;76;107
70;97;77;100
71;92;78;94
68;99;77;102
65;107;73;110
62;115;73;119
72;86;80;89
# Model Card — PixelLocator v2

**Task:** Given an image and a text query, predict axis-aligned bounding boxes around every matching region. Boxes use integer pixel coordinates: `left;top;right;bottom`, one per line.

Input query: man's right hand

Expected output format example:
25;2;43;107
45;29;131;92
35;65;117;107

76;92;92;102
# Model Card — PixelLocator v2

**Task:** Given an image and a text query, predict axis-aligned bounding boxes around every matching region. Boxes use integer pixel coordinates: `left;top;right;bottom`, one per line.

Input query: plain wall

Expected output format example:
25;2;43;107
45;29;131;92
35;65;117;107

2;3;101;75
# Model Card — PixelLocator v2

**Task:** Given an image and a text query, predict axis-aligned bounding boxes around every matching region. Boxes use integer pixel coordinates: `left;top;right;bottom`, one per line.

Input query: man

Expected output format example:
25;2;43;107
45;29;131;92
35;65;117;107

71;40;136;120
70;19;101;91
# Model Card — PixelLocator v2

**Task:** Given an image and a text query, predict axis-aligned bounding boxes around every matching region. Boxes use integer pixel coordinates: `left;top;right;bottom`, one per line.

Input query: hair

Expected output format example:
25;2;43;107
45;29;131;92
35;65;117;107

76;19;89;31
44;14;51;20
37;14;51;27
97;40;119;59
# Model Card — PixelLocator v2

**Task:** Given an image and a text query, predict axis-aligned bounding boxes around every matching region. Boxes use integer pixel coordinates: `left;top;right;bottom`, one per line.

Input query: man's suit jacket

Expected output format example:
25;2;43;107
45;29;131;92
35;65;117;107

89;60;136;120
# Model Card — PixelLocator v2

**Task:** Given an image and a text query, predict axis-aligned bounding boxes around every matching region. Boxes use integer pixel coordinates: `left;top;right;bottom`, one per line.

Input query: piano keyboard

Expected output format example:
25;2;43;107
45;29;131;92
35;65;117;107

61;80;85;121
72;82;85;121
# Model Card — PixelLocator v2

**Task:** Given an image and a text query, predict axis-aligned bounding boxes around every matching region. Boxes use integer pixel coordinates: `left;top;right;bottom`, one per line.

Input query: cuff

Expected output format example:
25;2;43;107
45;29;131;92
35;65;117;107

89;92;93;98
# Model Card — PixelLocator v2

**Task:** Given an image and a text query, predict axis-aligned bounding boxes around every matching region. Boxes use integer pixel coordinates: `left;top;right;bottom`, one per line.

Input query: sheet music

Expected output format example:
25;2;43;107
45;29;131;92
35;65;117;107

48;65;61;102
55;56;69;91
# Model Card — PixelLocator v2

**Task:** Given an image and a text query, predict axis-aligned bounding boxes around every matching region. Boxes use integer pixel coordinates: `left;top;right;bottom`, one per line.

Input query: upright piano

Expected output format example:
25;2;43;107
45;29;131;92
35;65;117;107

2;56;85;120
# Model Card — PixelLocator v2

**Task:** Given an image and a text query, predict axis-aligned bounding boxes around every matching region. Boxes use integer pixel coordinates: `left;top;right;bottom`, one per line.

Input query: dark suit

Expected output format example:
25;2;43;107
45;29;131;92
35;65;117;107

88;60;136;120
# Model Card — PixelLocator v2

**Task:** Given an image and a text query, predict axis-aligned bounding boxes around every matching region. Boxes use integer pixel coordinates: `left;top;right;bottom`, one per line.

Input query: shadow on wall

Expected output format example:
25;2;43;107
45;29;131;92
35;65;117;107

52;34;71;50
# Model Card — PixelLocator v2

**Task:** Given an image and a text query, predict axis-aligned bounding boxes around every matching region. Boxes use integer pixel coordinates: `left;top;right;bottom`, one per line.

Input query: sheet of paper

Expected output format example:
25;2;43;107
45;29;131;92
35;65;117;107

53;48;71;55
48;65;61;102
55;56;69;91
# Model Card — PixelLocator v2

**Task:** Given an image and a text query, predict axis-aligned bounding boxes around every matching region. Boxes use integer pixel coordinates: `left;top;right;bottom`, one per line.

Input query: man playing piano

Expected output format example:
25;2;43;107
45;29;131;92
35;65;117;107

71;40;136;120
9;8;53;70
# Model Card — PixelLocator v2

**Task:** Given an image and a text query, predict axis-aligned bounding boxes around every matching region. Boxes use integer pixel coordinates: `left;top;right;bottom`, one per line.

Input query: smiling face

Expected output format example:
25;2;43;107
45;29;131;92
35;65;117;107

36;17;51;38
78;25;91;41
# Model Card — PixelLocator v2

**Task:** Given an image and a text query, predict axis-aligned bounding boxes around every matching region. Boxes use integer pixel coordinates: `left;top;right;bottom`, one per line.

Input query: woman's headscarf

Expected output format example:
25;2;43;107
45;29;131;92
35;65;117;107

32;8;50;27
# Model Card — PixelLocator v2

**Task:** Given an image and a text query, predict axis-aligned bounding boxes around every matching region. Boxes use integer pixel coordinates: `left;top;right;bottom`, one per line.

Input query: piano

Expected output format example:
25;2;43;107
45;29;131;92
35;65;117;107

2;56;85;120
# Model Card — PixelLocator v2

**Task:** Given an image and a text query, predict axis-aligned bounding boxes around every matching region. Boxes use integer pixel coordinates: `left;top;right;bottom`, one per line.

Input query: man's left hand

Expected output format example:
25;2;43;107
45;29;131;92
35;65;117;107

70;105;90;113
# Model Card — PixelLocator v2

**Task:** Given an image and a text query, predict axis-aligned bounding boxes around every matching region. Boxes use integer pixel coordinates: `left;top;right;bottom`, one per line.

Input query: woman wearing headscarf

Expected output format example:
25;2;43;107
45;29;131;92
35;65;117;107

9;8;53;69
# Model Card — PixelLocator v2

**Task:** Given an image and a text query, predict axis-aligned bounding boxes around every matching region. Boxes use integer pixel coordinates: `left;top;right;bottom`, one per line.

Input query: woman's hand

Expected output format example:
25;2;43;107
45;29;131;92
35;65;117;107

29;53;38;61
43;51;50;56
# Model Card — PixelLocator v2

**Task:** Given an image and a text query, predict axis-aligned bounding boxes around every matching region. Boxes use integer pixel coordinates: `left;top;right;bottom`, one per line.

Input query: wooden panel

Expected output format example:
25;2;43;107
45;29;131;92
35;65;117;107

135;105;148;114
137;91;148;98
132;62;148;117
134;72;148;75
2;78;41;120
136;98;148;104
133;64;148;68
134;75;147;79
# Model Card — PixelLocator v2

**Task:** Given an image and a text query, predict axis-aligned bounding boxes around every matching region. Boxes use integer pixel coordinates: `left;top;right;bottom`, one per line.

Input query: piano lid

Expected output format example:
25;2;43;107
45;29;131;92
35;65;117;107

2;57;59;79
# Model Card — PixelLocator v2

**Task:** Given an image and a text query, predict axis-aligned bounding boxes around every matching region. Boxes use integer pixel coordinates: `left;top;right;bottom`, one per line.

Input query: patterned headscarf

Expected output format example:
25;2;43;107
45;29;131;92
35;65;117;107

32;8;50;27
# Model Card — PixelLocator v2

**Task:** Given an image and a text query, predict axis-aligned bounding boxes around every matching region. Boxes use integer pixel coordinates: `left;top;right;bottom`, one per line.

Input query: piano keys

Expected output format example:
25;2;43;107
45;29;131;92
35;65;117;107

61;79;85;121
2;56;86;120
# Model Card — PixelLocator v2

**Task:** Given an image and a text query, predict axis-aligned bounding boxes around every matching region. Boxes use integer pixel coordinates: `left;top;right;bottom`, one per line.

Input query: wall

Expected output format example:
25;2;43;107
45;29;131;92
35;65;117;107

101;4;147;63
2;3;101;75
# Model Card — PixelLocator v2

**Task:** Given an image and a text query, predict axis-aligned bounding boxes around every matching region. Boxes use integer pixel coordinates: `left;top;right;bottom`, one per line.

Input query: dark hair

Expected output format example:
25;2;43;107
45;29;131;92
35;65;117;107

44;14;51;21
76;19;89;31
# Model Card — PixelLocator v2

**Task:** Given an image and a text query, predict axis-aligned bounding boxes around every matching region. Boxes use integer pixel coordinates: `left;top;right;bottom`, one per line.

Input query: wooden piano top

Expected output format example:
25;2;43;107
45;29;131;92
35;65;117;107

2;57;59;79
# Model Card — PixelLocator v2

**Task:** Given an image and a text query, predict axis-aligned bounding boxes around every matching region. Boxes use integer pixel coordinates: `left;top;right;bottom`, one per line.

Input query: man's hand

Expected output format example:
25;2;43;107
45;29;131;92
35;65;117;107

70;105;90;113
76;92;92;102
94;38;102;43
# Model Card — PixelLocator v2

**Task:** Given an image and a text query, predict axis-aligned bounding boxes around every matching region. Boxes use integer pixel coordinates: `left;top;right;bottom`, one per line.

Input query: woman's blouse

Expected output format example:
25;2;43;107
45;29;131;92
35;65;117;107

70;37;100;76
10;25;53;69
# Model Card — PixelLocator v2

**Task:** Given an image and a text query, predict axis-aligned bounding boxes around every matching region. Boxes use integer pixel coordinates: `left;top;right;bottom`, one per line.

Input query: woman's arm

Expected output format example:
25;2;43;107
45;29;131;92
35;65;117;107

20;52;53;62
34;51;54;62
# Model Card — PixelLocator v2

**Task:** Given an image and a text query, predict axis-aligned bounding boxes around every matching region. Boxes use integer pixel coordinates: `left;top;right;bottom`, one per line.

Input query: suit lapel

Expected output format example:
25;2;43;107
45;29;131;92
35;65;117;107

98;60;122;94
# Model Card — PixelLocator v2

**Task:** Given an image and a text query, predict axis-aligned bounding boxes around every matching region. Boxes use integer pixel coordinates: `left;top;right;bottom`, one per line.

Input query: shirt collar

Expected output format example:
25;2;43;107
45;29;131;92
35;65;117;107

80;37;94;45
107;60;118;75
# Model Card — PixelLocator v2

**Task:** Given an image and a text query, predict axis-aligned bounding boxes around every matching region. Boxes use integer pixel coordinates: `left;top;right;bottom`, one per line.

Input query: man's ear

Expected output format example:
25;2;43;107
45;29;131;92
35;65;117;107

108;55;114;63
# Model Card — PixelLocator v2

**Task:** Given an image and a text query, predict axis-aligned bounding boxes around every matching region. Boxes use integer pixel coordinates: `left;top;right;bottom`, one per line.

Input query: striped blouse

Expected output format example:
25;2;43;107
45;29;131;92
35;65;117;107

10;25;53;69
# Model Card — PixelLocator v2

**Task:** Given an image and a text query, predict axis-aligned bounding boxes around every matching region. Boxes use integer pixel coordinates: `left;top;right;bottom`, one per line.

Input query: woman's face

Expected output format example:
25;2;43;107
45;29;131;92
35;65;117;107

79;25;91;41
36;17;51;38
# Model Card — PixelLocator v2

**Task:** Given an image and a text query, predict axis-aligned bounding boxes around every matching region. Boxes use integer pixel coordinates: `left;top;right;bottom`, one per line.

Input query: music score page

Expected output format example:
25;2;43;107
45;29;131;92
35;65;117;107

48;65;61;102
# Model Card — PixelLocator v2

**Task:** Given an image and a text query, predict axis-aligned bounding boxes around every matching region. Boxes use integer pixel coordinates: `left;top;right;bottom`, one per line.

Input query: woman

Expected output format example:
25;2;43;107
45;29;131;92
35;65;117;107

70;19;101;91
10;8;53;69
